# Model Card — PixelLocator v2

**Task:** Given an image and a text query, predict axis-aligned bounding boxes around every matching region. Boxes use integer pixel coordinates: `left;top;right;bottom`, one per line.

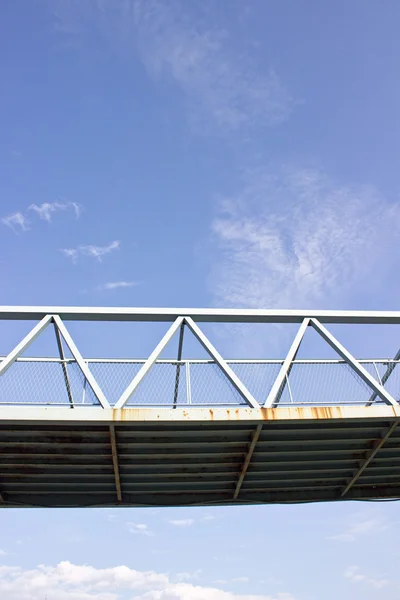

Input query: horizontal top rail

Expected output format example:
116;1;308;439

2;306;400;323
1;357;400;364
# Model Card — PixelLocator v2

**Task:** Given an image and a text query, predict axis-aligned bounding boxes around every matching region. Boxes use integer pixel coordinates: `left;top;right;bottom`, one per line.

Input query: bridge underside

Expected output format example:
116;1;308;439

1;406;400;508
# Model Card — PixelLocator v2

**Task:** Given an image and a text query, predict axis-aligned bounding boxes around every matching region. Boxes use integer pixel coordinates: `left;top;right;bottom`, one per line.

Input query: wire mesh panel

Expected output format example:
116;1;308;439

89;362;143;406
280;362;375;406
0;359;101;406
189;362;245;405
126;362;188;406
230;362;282;404
370;361;400;402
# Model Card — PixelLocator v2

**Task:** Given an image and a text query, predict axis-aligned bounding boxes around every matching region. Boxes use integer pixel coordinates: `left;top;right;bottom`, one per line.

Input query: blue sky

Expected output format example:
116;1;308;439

1;0;400;598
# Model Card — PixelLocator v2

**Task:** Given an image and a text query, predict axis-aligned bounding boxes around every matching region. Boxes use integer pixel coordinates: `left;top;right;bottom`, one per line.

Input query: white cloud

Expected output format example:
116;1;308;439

62;241;120;263
0;548;7;556
128;522;155;536
132;0;292;131
169;519;195;527
29;201;83;222
80;240;120;261
201;514;216;521
344;565;390;589
99;281;138;290
29;202;67;222
61;248;79;264
211;166;400;310
0;560;295;600
328;516;387;543
1;212;29;233
71;202;82;218
50;0;292;132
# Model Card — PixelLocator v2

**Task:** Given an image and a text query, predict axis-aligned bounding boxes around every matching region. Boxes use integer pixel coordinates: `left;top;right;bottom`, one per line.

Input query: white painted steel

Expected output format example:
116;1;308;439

3;306;400;324
52;316;111;409
310;319;398;407
264;318;309;407
184;317;260;409
114;317;185;409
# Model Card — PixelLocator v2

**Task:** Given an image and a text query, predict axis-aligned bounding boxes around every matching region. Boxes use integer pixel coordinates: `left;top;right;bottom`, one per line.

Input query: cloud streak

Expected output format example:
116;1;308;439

169;518;195;527
1;212;29;233
29;201;82;222
50;0;292;132
328;515;387;543
127;522;155;536
211;166;400;310
62;241;120;263
344;565;390;589
99;281;138;290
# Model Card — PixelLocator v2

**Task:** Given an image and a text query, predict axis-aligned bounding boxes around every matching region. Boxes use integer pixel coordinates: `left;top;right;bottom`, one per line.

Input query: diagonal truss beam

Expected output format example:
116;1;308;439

52;315;110;409
233;424;263;500
54;322;74;408
310;319;398;407
0;314;53;377
366;347;400;406
115;317;185;409
264;319;310;407
341;421;399;497
109;425;122;502
184;317;260;409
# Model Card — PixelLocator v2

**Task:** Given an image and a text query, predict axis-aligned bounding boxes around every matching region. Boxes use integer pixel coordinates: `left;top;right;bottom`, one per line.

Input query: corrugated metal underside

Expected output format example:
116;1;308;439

1;418;400;507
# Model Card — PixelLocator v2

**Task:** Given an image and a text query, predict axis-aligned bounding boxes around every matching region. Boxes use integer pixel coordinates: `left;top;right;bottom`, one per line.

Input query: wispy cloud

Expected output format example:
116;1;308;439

99;281;138;291
80;240;120;261
344;565;390;589
61;248;79;263
62;240;120;263
1;212;29;233
168;518;195;527
0;549;7;556
127;522;155;536
50;0;292;132
328;515;387;543
29;201;82;222
211;166;400;310
133;0;292;131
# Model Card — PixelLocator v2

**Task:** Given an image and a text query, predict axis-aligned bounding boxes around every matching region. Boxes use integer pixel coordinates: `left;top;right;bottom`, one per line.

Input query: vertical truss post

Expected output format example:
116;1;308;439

115;317;185;409
52;316;110;409
264;318;309;407
186;361;192;405
173;322;185;408
53;322;74;408
0;314;53;377
366;347;400;406
310;319;398;407
184;317;260;409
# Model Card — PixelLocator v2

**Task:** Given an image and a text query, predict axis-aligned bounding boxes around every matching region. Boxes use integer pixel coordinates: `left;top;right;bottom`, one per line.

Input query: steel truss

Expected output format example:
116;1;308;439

0;307;400;508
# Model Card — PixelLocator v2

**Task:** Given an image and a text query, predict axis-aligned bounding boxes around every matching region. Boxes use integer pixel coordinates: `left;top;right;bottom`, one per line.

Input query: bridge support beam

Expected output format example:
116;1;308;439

341;421;399;497
109;425;122;502
233;424;263;500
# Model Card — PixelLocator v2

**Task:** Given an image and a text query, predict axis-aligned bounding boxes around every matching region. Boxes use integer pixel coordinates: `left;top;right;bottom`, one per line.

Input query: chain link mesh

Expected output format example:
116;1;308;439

0;358;399;407
0;360;99;405
279;362;384;405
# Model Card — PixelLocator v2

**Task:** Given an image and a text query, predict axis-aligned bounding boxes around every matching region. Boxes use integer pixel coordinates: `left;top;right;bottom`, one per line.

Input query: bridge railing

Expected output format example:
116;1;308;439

0;357;399;408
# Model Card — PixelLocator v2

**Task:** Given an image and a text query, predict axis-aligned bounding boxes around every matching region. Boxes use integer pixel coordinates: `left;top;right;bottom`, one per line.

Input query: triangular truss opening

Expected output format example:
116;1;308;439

114;317;260;409
0;315;109;408
265;319;398;407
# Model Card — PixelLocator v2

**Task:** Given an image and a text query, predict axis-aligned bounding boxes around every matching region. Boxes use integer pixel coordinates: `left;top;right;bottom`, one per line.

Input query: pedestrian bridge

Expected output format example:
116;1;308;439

0;306;400;508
